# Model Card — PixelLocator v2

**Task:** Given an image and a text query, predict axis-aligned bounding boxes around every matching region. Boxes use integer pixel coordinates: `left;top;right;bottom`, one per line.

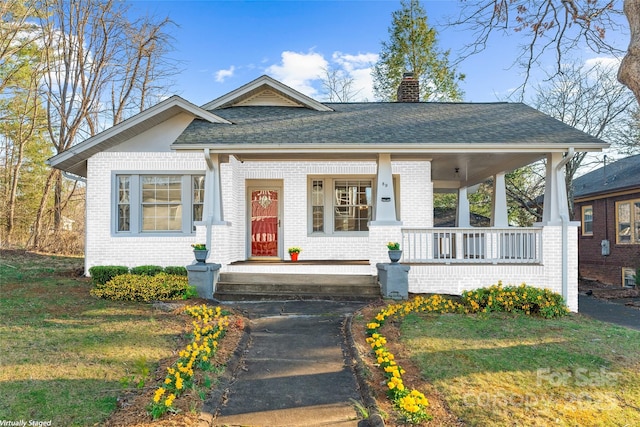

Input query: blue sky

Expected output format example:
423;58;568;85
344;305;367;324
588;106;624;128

128;0;627;106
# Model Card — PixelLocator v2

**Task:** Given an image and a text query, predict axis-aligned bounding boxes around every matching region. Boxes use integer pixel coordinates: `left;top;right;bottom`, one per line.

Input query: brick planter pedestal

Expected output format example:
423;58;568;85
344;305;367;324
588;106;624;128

187;262;222;300
376;263;410;300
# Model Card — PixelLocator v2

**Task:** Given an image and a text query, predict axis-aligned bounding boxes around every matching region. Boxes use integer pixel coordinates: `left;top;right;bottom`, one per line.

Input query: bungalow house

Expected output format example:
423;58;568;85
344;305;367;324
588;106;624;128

573;154;640;287
47;75;609;311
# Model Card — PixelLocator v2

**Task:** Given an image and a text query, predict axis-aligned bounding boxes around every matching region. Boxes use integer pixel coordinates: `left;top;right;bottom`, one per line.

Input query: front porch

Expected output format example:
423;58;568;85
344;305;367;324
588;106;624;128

193;142;580;310
206;223;577;311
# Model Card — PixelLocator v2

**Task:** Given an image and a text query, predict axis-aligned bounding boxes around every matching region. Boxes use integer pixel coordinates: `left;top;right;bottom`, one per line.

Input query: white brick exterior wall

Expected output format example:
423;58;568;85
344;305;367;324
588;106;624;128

85;146;578;311
86;151;206;272
394;161;433;227
85;154;431;269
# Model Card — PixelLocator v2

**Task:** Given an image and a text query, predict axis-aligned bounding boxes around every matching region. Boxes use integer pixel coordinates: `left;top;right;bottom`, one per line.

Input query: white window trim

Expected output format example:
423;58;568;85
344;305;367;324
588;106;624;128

308;176;374;236
112;171;203;237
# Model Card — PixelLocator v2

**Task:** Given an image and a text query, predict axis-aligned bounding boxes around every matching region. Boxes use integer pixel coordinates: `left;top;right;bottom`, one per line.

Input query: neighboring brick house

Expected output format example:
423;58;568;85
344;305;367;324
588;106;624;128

573;154;640;287
48;75;609;311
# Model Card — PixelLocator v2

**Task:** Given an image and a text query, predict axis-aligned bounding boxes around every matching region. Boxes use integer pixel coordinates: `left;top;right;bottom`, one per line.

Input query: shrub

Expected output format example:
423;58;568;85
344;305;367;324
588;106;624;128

130;265;165;277
90;273;195;302
461;282;569;318
88;265;129;286
164;266;188;276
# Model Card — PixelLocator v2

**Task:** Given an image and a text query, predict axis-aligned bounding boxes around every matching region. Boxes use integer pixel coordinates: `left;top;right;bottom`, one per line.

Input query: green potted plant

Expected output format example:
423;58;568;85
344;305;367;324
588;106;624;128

288;247;301;262
191;243;208;264
387;242;402;263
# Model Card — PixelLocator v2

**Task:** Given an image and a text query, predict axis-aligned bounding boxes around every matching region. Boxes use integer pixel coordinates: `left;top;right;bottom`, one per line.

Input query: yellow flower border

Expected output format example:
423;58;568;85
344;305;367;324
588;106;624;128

148;304;229;419
365;296;453;424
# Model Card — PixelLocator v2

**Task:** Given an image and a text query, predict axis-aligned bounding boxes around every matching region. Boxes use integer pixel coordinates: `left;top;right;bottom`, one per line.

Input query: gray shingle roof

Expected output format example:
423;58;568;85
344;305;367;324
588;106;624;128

173;102;607;147
573;154;640;198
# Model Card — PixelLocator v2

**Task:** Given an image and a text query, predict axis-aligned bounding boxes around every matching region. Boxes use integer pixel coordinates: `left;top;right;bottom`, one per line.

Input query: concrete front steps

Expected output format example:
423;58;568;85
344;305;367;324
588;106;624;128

215;272;381;301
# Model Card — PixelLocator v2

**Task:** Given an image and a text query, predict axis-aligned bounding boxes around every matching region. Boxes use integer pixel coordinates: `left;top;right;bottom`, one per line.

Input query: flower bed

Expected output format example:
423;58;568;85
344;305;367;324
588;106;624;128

148;304;230;419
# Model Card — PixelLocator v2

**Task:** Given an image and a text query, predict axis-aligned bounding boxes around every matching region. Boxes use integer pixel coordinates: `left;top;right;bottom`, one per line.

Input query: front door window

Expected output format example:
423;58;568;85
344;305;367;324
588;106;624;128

250;189;279;257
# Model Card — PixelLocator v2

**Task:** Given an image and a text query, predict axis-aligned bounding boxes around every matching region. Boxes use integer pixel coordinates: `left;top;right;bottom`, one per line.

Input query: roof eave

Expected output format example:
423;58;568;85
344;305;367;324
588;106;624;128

48;96;231;176
171;142;609;153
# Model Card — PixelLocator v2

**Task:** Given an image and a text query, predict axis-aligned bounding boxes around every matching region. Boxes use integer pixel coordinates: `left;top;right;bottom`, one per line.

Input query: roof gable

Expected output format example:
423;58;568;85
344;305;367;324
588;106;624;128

47;95;230;177
234;88;302;107
201;75;333;111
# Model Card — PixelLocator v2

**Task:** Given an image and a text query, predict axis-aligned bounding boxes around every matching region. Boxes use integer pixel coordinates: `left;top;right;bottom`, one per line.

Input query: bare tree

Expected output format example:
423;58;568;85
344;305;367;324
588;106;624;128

619;0;640;104
109;15;177;125
321;66;362;102
519;60;638;217
452;1;636;101
30;0;176;250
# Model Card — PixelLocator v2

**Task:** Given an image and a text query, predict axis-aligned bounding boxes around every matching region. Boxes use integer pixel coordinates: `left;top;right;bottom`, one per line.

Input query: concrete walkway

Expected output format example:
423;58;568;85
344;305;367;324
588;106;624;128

578;294;640;331
201;300;370;427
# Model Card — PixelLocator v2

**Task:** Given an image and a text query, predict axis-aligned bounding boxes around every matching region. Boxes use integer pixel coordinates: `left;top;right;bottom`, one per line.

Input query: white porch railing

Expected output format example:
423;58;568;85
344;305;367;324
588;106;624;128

401;227;542;264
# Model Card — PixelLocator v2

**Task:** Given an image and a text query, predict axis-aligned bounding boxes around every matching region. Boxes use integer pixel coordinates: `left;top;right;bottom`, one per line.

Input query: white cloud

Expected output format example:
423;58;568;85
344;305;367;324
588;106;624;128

332;52;378;72
584;56;621;70
264;50;378;101
215;65;235;83
265;51;328;97
581;57;622;83
331;51;378;101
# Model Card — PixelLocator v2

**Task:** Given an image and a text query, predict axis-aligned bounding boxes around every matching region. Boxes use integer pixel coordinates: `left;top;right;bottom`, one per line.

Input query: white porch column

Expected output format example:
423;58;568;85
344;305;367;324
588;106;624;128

371;153;401;225
540;152;571;225
491;172;509;227
203;150;224;223
202;150;226;250
456;186;470;227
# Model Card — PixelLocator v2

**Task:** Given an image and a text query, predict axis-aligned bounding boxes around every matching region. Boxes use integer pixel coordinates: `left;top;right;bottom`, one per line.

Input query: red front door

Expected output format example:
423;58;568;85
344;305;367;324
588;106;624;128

250;189;279;257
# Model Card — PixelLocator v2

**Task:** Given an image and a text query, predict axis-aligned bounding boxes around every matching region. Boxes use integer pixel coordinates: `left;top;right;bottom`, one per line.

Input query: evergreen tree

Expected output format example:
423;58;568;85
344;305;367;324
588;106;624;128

372;0;464;102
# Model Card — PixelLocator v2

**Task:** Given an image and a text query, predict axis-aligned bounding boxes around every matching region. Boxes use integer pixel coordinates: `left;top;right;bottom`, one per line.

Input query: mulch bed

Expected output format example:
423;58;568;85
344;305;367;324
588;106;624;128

103;303;245;427
351;302;464;426
579;278;640;300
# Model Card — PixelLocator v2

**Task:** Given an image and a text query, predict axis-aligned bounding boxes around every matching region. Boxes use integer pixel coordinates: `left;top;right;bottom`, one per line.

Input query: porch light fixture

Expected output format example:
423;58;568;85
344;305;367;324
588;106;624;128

454;167;460;180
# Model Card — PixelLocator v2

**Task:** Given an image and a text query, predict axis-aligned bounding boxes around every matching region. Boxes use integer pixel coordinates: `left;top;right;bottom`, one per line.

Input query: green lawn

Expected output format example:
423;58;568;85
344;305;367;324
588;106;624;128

400;311;640;426
0;251;186;426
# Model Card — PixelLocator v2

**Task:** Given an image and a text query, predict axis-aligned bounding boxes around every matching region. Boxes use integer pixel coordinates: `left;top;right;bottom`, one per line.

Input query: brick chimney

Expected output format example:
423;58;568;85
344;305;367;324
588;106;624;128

397;72;419;102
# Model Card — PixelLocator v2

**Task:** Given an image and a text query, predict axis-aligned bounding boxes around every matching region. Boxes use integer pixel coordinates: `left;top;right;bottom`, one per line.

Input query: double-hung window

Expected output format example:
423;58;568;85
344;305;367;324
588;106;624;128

310;178;373;234
623;268;637;288
581;205;593;236
616;199;640;244
115;174;204;235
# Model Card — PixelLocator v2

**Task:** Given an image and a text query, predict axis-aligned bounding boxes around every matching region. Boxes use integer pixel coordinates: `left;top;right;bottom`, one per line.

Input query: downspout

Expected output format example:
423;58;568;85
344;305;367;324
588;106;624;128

61;171;87;275
556;148;575;305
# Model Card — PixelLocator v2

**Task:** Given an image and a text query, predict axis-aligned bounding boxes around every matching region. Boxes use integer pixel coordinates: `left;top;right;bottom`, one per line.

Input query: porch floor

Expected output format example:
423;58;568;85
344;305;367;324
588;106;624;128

229;259;370;265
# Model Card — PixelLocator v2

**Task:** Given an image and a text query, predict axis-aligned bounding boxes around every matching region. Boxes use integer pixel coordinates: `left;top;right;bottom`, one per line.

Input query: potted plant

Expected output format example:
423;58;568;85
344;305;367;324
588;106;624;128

191;243;208;264
387;242;402;263
288;247;301;262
